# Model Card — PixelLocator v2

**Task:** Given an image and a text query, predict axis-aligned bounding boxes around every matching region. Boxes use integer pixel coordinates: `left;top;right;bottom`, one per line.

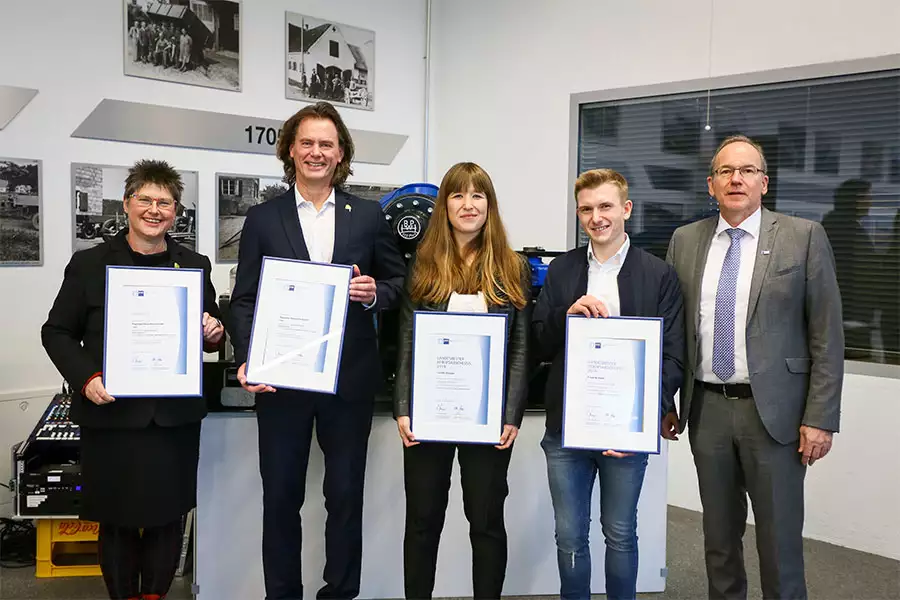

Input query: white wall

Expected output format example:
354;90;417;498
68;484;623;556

428;0;900;559
0;0;426;509
0;0;425;391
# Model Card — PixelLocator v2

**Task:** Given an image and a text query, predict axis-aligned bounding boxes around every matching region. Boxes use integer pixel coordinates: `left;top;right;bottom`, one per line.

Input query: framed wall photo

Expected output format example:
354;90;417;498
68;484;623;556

72;163;199;254
124;0;241;92
216;173;289;263
343;182;401;203
0;158;42;266
285;11;375;111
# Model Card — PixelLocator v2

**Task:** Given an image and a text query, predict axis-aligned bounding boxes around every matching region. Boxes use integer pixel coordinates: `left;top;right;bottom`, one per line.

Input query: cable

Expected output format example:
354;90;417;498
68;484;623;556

0;518;36;568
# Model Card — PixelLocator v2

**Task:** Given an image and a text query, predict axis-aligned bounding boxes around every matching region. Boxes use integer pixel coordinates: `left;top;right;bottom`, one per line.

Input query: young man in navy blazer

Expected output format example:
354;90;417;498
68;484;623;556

229;102;406;600
532;169;684;600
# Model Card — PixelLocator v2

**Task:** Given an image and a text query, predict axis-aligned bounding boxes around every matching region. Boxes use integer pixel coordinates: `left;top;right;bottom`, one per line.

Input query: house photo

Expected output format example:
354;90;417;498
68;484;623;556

285;12;374;110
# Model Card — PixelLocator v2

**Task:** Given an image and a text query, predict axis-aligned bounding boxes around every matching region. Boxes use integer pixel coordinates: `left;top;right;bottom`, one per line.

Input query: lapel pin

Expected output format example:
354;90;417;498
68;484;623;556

174;262;181;268
345;204;352;212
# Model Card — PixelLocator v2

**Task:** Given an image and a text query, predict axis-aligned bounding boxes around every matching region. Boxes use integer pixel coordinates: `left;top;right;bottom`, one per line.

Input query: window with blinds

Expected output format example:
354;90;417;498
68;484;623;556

577;69;900;365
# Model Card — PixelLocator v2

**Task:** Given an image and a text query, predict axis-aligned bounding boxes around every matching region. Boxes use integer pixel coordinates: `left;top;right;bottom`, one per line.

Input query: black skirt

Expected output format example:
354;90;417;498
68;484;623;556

79;421;201;528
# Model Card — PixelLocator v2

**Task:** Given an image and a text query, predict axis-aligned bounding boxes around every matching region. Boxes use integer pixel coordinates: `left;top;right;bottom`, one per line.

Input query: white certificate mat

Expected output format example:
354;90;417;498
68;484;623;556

563;316;663;454
411;312;508;444
245;257;351;393
103;266;204;397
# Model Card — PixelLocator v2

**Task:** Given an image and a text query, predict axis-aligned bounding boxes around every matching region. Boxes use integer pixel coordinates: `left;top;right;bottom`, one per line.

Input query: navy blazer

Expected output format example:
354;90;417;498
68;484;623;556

41;230;223;429
229;188;406;401
532;243;685;433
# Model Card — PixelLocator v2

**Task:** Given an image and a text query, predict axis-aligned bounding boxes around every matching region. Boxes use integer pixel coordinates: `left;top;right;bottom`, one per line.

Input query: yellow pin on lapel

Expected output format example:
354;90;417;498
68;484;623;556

345;204;352;212
174;262;181;268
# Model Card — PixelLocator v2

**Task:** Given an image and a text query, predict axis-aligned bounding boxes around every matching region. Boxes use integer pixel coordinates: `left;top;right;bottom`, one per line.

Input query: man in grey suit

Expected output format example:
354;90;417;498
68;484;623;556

666;135;844;600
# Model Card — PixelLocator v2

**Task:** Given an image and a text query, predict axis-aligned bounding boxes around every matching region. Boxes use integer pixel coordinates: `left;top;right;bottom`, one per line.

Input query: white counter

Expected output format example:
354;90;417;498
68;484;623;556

195;412;668;599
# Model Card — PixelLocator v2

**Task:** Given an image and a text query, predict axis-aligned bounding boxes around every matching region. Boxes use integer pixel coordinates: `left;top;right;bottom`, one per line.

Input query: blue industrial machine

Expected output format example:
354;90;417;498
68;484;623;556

379;183;439;262
376;183;438;400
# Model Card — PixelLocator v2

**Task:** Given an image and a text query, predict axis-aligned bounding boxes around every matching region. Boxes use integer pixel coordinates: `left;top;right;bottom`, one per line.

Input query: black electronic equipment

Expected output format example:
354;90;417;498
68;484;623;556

13;391;82;517
519;247;566;412
375;184;439;405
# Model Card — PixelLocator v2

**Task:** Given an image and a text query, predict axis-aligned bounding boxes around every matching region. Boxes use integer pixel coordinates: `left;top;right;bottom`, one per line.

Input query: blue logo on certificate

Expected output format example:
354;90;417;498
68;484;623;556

438;338;450;345
133;290;145;297
592;341;602;349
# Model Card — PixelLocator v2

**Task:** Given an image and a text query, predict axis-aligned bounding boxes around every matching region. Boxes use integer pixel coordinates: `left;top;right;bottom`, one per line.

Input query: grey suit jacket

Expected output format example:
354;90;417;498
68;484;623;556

665;207;844;444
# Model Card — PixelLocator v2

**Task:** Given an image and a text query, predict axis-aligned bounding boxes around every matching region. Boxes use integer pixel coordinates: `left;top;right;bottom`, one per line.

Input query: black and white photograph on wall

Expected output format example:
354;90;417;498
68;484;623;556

72;163;199;254
285;12;375;110
217;173;289;262
0;158;41;266
124;0;241;92
343;182;400;204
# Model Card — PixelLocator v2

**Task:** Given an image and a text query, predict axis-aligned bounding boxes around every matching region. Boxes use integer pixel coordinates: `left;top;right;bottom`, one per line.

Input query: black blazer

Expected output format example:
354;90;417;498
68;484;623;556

41;230;223;429
392;257;532;428
532;244;685;433
229;188;405;401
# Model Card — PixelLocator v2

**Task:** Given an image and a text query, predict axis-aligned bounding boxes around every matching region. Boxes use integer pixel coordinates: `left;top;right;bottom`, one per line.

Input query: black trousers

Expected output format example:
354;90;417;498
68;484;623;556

98;519;184;599
403;441;513;600
256;390;374;600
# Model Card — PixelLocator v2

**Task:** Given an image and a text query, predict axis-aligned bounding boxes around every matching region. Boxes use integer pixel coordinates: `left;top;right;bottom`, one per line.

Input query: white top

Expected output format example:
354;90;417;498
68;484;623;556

447;291;488;313
697;207;761;383
586;235;630;318
295;185;335;264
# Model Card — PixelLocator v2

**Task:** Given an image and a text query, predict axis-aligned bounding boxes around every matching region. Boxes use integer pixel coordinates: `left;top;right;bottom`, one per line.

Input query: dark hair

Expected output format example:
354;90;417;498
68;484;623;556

123;159;184;204
275;102;355;187
833;178;872;215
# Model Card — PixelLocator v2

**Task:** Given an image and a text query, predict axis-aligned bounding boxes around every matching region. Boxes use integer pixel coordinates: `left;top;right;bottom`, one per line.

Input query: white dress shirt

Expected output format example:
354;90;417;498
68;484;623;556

447;291;488;313
586;235;630;318
697;207;761;383
295;185;335;264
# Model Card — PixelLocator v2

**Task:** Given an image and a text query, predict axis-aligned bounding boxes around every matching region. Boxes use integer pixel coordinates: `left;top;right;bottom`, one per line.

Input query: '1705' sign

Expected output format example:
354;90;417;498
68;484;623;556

72;99;408;164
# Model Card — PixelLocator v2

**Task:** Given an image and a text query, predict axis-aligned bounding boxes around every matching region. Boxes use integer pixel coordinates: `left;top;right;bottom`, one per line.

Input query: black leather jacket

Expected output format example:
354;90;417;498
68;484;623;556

392;258;532;427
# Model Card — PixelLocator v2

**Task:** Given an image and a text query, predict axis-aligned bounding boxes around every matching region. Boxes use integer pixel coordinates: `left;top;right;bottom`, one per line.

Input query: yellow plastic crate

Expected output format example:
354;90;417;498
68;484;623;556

35;519;102;578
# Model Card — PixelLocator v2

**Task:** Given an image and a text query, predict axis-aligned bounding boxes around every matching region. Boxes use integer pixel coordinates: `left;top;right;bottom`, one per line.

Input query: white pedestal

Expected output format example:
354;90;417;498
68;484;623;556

195;412;668;599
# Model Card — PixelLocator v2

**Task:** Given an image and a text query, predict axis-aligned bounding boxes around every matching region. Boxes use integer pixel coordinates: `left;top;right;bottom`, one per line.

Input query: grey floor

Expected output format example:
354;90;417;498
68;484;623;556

1;507;897;599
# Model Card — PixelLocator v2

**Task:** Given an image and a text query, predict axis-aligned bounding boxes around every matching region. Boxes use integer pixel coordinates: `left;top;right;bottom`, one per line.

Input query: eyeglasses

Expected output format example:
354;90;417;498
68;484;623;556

130;194;176;210
713;166;765;179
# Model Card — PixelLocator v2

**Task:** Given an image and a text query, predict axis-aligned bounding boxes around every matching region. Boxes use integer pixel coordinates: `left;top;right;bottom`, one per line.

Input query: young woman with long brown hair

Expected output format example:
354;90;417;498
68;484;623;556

392;162;531;599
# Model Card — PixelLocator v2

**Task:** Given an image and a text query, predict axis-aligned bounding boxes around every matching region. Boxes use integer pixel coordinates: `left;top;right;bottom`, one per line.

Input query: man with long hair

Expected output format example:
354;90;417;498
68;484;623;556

392;162;531;600
533;169;684;600
229;102;406;600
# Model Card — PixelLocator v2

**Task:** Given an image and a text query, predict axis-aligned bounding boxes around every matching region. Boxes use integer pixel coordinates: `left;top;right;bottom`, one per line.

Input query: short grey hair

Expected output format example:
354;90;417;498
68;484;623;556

709;134;768;175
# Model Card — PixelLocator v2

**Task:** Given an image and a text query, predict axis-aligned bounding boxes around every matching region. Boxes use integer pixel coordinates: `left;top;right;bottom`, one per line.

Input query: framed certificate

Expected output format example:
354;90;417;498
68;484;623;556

245;257;351;393
562;315;663;454
103;266;204;397
410;312;508;444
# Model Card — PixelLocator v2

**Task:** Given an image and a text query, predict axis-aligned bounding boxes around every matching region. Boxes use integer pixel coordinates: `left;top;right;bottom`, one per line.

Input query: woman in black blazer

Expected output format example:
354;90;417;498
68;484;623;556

392;162;531;600
41;160;224;600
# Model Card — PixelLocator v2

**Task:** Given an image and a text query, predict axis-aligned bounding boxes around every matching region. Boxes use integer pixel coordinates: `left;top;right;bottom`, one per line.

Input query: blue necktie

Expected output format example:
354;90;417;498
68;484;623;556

712;228;747;381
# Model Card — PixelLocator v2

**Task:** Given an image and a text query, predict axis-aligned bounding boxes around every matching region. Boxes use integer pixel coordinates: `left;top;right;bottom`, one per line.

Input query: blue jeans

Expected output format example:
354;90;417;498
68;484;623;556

541;430;649;600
